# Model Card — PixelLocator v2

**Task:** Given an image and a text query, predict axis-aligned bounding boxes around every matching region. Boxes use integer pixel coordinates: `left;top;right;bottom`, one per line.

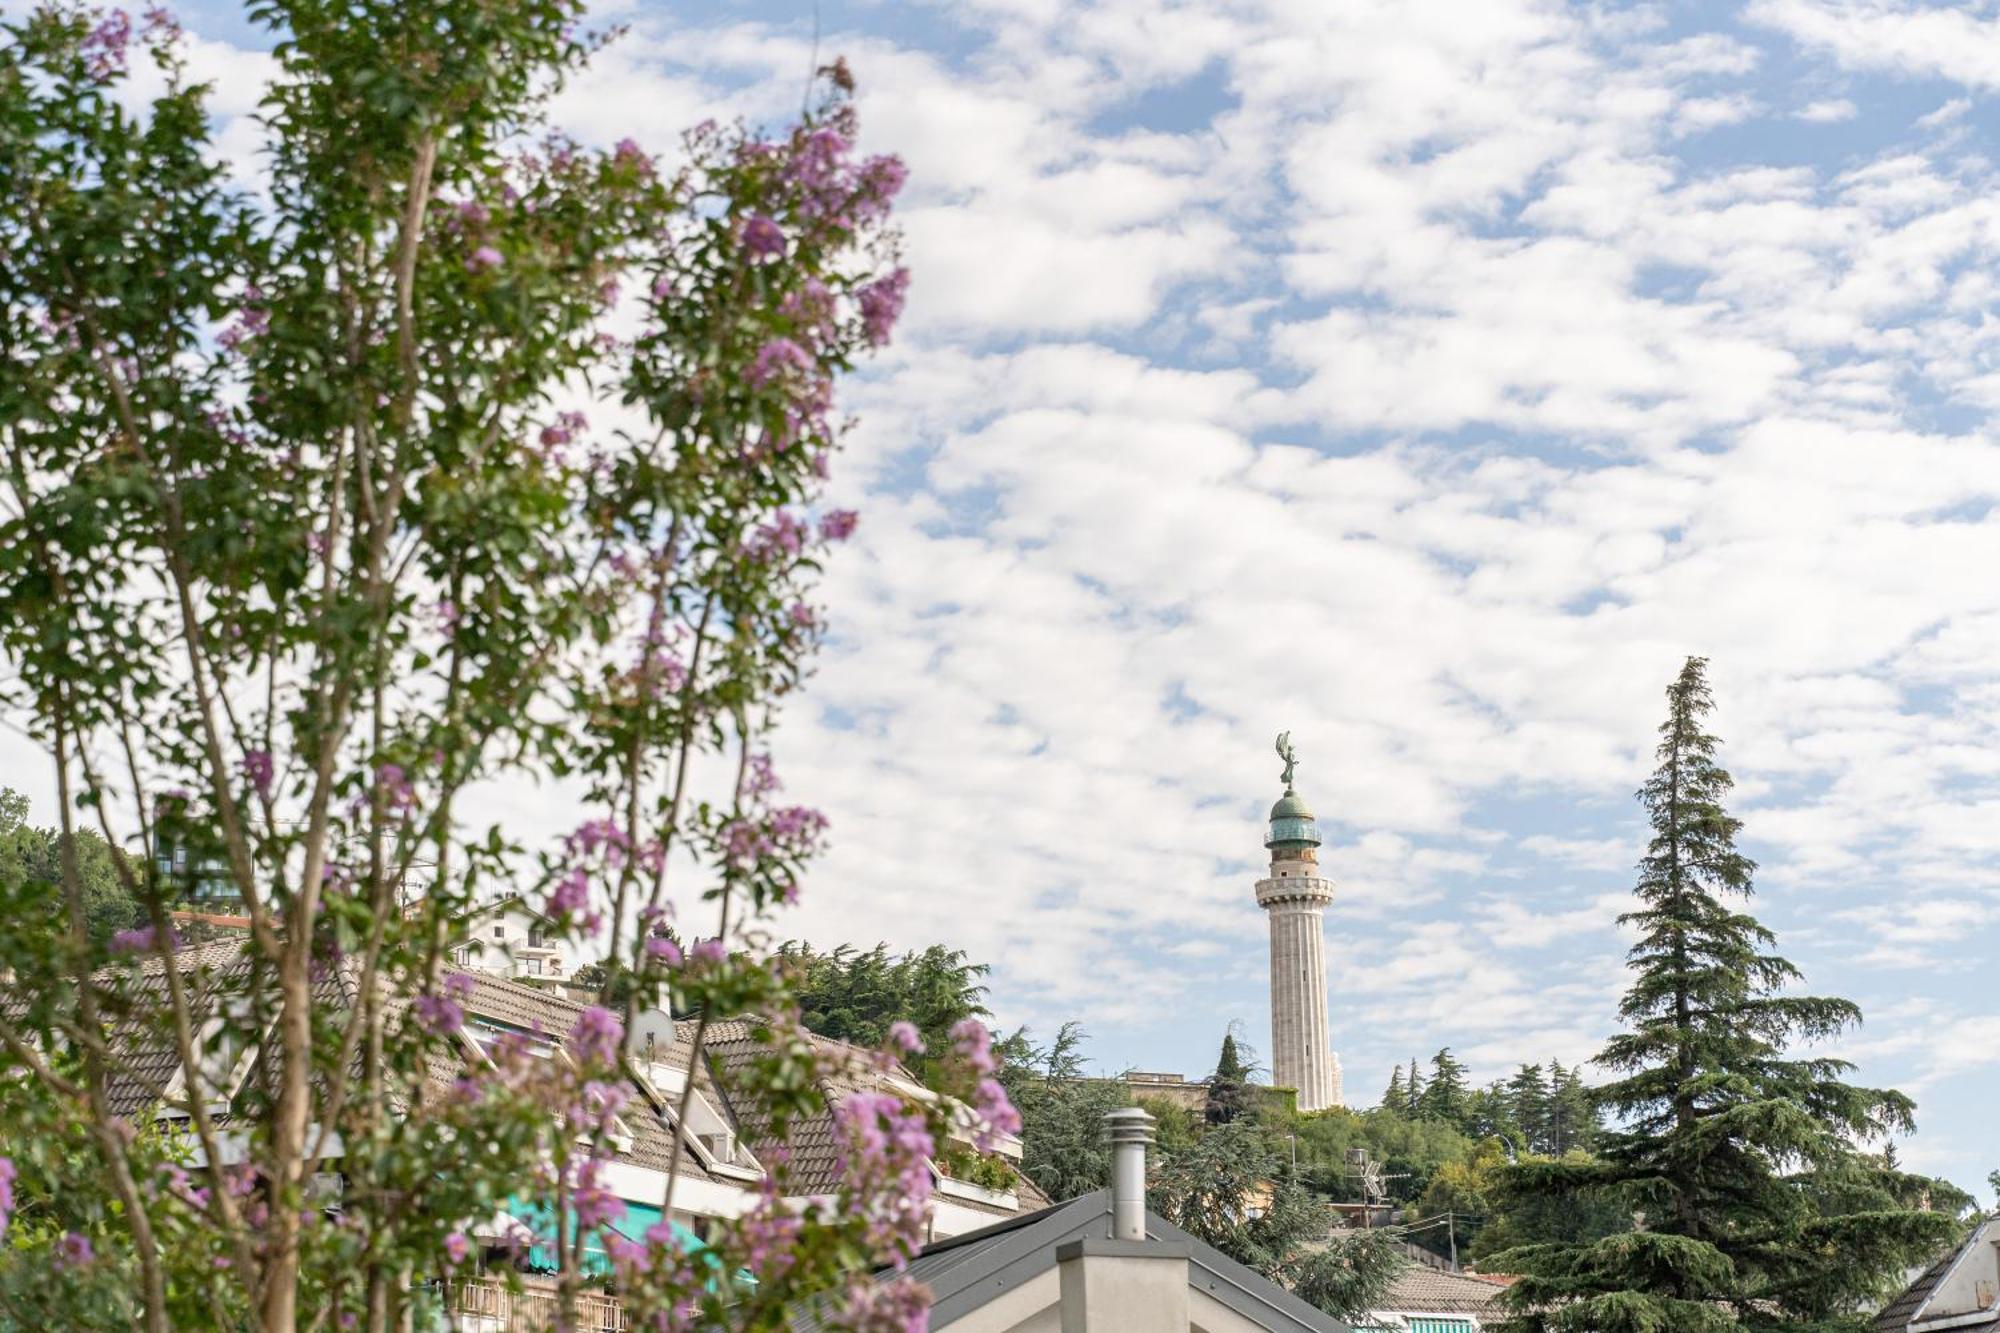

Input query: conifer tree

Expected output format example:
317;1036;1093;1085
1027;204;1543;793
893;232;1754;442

1508;1063;1551;1153
1207;1032;1252;1125
1404;1056;1425;1117
1419;1048;1470;1128
1493;658;1957;1332
1547;1063;1599;1155
1382;1064;1409;1116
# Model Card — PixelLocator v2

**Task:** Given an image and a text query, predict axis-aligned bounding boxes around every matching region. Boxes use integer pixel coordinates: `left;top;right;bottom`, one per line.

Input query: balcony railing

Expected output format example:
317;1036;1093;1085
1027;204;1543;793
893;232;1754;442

448;1277;626;1331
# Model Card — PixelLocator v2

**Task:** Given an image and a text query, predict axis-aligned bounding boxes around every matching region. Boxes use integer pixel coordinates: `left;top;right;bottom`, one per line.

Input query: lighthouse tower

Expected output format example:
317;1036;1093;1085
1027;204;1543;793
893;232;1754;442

1257;734;1342;1111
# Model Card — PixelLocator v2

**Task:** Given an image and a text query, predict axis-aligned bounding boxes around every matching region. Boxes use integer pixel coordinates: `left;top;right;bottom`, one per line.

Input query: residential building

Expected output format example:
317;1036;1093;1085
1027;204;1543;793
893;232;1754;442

451;896;569;982
798;1107;1345;1333
1359;1267;1511;1333
1877;1217;2000;1333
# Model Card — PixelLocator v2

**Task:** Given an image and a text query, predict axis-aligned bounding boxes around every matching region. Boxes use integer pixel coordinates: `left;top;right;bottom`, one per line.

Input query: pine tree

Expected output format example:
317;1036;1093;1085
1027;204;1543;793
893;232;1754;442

1404;1056;1424;1118
1467;1081;1516;1141
1381;1064;1409;1116
1417;1048;1470;1129
1547;1063;1598;1155
1507;1063;1551;1152
1207;1032;1251;1125
1492;658;1957;1332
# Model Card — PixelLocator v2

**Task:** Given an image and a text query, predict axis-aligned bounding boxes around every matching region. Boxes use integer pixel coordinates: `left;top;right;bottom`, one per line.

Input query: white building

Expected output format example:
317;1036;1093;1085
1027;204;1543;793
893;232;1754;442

450;897;568;982
1877;1218;2000;1333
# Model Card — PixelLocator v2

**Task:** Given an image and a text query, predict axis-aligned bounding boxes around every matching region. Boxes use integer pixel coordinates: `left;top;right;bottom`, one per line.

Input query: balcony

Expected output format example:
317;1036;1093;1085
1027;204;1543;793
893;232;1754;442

448;1277;626;1331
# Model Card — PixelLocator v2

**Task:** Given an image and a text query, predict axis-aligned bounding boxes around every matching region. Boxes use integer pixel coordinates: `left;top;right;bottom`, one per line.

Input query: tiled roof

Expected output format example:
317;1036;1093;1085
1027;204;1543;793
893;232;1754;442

691;1017;1034;1213
1379;1265;1511;1315
1876;1222;2000;1333
1876;1249;1956;1333
4;939;724;1188
794;1190;1346;1333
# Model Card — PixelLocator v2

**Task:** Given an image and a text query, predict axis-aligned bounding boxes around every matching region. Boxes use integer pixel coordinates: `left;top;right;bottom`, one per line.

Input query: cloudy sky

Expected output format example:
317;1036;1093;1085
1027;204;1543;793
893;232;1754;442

13;0;2000;1198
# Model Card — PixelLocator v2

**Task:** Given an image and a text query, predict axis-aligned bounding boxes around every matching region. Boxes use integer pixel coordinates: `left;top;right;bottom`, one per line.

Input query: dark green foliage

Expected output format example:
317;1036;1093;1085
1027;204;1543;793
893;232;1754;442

0;787;144;947
777;940;990;1078
1508;1063;1551;1151
1492;658;1959;1332
996;1022;1132;1202
1544;1061;1599;1155
1418;1048;1470;1126
1150;1118;1405;1322
1380;1063;1410;1116
1207;1031;1251;1125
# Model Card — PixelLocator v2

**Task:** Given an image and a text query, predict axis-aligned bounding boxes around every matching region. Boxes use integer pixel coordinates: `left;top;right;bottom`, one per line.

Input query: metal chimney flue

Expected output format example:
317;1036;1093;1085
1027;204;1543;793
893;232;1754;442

1103;1106;1156;1241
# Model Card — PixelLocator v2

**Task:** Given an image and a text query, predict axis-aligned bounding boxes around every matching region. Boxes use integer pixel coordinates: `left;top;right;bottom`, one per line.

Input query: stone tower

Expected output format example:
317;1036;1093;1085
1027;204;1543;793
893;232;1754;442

1256;736;1342;1111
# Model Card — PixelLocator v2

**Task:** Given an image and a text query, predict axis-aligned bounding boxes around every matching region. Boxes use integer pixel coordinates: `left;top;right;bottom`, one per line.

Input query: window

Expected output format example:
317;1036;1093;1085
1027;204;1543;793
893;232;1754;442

527;959;542;976
493;926;505;939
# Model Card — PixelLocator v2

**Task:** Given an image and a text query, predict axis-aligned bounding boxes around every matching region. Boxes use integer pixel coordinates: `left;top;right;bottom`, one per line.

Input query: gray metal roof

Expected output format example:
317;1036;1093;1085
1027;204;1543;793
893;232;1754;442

796;1189;1350;1333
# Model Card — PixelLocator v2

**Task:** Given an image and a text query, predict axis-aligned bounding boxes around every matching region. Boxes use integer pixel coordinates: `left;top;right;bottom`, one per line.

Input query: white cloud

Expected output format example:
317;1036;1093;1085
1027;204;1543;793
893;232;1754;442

1748;0;2000;89
1796;97;1857;121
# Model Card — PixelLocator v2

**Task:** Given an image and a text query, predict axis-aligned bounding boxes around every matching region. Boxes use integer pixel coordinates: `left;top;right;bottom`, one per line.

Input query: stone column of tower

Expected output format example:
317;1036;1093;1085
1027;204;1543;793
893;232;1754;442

1256;758;1343;1111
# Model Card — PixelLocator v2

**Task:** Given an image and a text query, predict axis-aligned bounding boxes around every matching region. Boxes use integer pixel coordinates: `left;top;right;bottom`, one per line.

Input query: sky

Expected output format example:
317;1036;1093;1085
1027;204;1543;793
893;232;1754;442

7;0;2000;1199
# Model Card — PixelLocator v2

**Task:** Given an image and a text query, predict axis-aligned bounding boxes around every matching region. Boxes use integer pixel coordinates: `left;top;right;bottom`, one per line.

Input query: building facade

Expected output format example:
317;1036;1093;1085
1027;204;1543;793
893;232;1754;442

1256;736;1342;1111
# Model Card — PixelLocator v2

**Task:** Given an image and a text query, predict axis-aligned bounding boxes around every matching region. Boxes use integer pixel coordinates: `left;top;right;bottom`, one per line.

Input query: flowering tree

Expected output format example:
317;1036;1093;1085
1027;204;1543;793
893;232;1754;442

0;0;1001;1328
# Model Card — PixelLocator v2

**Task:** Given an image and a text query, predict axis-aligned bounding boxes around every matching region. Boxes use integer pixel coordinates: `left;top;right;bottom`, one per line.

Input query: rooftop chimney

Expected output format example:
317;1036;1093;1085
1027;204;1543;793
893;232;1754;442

1103;1106;1155;1242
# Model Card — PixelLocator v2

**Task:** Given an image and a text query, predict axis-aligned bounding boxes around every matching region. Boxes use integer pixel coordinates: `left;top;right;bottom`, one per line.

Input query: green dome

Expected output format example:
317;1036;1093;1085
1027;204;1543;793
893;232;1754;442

1266;788;1321;848
1269;790;1315;822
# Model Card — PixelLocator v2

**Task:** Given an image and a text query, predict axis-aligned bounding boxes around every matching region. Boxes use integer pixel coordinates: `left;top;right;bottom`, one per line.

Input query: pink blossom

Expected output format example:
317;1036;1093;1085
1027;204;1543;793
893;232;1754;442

110;924;179;955
835;1092;934;1265
466;246;503;272
217;290;270;352
887;1021;924;1057
836;1275;931;1333
745;752;780;797
567;818;629;862
457;199;491;227
951;1019;996;1076
741;215;786;258
771;804;830;852
855;155;910;221
643;934;682;965
56;1231;94;1267
971;1078;1021;1151
788;602;818;630
539;410;587;451
444;1231;470;1265
568;1005;623;1067
376;762;416;811
748;338;814;388
413;991;463;1036
242;748;273;799
819;509;860;543
81;9;131;80
0;1158;13;1236
857;268;909;348
746;511;807;563
140;4;178;41
571;1160;626;1230
545;865;589;920
613;137;655;176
